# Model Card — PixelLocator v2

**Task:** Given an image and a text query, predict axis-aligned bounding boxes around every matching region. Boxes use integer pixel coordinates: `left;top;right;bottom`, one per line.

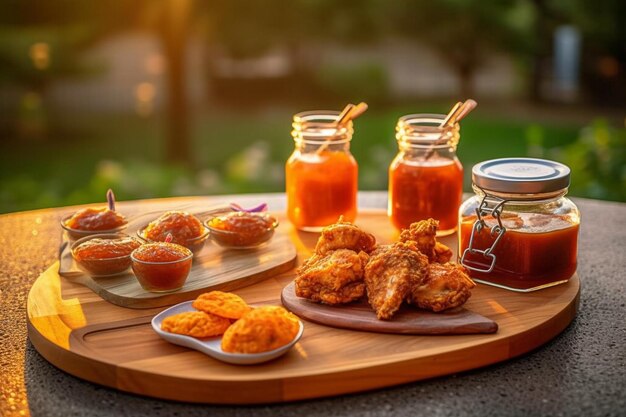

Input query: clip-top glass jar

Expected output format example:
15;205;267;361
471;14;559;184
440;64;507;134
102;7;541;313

388;114;463;235
459;158;580;292
286;111;358;231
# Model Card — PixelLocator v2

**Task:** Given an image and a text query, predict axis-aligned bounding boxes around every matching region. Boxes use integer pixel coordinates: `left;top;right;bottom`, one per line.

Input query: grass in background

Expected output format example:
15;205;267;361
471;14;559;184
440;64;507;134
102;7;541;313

0;106;585;213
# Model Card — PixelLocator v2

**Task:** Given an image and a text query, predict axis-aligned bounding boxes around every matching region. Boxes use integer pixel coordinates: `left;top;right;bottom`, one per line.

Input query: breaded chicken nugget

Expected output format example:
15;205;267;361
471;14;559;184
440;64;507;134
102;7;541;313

161;311;231;338
192;291;252;319
221;306;300;354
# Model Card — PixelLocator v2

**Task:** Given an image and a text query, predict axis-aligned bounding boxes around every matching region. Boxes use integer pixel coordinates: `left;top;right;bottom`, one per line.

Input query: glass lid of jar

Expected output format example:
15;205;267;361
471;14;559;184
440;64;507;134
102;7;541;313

472;158;570;194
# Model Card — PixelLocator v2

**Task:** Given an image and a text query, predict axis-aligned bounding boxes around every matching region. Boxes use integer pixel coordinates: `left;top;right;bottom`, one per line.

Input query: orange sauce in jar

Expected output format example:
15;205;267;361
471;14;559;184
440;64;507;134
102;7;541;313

286;150;357;230
131;243;193;292
389;157;463;233
64;207;126;231
459;213;579;290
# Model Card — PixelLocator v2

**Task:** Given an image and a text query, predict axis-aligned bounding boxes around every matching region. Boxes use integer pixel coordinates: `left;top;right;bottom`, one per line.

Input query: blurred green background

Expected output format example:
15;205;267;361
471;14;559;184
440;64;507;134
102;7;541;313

1;0;625;213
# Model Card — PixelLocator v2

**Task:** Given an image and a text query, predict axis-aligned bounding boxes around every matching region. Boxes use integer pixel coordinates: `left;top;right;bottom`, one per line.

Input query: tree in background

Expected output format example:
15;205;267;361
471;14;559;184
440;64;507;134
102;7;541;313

197;0;384;104
148;0;194;166
387;0;532;98
1;0;624;165
0;2;104;138
0;0;197;165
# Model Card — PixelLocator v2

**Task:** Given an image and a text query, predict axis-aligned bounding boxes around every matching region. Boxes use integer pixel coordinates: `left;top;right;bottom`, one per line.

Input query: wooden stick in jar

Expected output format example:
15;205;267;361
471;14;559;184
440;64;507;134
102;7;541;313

336;103;355;125
423;99;477;160
316;102;368;155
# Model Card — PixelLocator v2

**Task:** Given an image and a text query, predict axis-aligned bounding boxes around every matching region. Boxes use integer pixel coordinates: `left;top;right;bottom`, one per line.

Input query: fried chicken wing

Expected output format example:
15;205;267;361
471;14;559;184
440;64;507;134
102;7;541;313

399;218;453;263
364;242;429;320
314;216;376;255
399;218;437;256
295;249;369;304
409;263;476;312
295;216;474;320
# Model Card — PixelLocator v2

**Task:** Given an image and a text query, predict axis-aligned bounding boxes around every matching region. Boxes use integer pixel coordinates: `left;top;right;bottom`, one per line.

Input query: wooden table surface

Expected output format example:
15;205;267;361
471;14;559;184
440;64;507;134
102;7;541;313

1;192;625;417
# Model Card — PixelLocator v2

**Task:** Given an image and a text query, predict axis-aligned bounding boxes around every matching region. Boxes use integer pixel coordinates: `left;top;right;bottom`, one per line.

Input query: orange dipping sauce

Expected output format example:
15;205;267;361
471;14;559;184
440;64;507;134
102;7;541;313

131;243;193;292
64;207;126;231
72;235;141;276
286;151;357;230
459;213;579;290
207;212;277;248
74;237;141;261
389;157;463;233
143;211;205;245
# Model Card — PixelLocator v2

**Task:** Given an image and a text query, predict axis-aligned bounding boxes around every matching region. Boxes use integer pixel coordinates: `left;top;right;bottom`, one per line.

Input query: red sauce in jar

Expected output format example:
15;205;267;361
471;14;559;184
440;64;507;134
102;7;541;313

208;212;276;247
286;151;357;230
131;243;193;292
389;157;463;233
74;237;141;261
64;207;126;231
143;211;204;245
459;213;579;290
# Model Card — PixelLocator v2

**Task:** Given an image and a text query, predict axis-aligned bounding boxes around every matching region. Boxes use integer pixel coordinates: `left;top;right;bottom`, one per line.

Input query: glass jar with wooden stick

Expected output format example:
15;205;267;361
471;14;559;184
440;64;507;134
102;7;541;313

286;103;367;231
388;100;476;235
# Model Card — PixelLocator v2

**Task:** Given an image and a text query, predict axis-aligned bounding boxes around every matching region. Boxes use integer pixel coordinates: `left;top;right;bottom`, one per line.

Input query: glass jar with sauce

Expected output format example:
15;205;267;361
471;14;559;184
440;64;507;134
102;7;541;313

459;158;580;292
388;114;463;235
286;111;358;231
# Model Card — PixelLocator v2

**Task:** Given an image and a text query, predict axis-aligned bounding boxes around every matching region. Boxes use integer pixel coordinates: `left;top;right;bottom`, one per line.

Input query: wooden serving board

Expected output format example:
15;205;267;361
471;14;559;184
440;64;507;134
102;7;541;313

58;207;297;309
27;209;580;404
281;281;498;335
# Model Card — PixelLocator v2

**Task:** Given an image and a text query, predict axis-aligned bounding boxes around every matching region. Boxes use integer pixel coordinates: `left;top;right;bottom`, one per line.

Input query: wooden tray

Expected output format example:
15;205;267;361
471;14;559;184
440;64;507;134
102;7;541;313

281;281;498;335
58;207;297;308
27;209;580;404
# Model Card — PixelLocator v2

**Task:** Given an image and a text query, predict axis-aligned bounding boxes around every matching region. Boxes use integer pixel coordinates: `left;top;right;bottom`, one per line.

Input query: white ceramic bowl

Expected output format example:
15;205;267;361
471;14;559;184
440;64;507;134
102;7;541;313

151;301;303;365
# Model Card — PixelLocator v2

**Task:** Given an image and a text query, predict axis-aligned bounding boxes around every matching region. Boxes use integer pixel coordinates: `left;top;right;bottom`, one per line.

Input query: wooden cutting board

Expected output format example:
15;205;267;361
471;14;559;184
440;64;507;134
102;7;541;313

281;281;498;334
27;208;580;404
58;206;297;309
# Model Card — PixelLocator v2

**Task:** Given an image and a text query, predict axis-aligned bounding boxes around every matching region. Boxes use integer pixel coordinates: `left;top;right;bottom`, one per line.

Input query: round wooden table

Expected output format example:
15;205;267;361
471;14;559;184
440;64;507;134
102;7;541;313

2;192;625;417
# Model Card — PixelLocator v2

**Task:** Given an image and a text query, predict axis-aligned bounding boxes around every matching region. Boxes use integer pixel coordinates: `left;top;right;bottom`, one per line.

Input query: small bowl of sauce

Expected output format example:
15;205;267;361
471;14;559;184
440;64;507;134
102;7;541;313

138;211;209;255
62;207;128;240
205;211;278;249
71;233;142;277
131;242;193;293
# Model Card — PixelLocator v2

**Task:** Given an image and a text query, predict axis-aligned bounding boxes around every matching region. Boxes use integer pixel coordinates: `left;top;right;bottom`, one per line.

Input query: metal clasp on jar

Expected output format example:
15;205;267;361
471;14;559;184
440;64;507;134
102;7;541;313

460;194;508;273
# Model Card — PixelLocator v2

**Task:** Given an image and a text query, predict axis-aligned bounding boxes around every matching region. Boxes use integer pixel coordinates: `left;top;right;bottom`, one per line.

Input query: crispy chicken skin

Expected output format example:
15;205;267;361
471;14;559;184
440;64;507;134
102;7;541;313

399;218;437;258
409;263;476;312
364;242;429;320
295;249;369;304
314;216;377;255
433;242;453;263
399;218;453;263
